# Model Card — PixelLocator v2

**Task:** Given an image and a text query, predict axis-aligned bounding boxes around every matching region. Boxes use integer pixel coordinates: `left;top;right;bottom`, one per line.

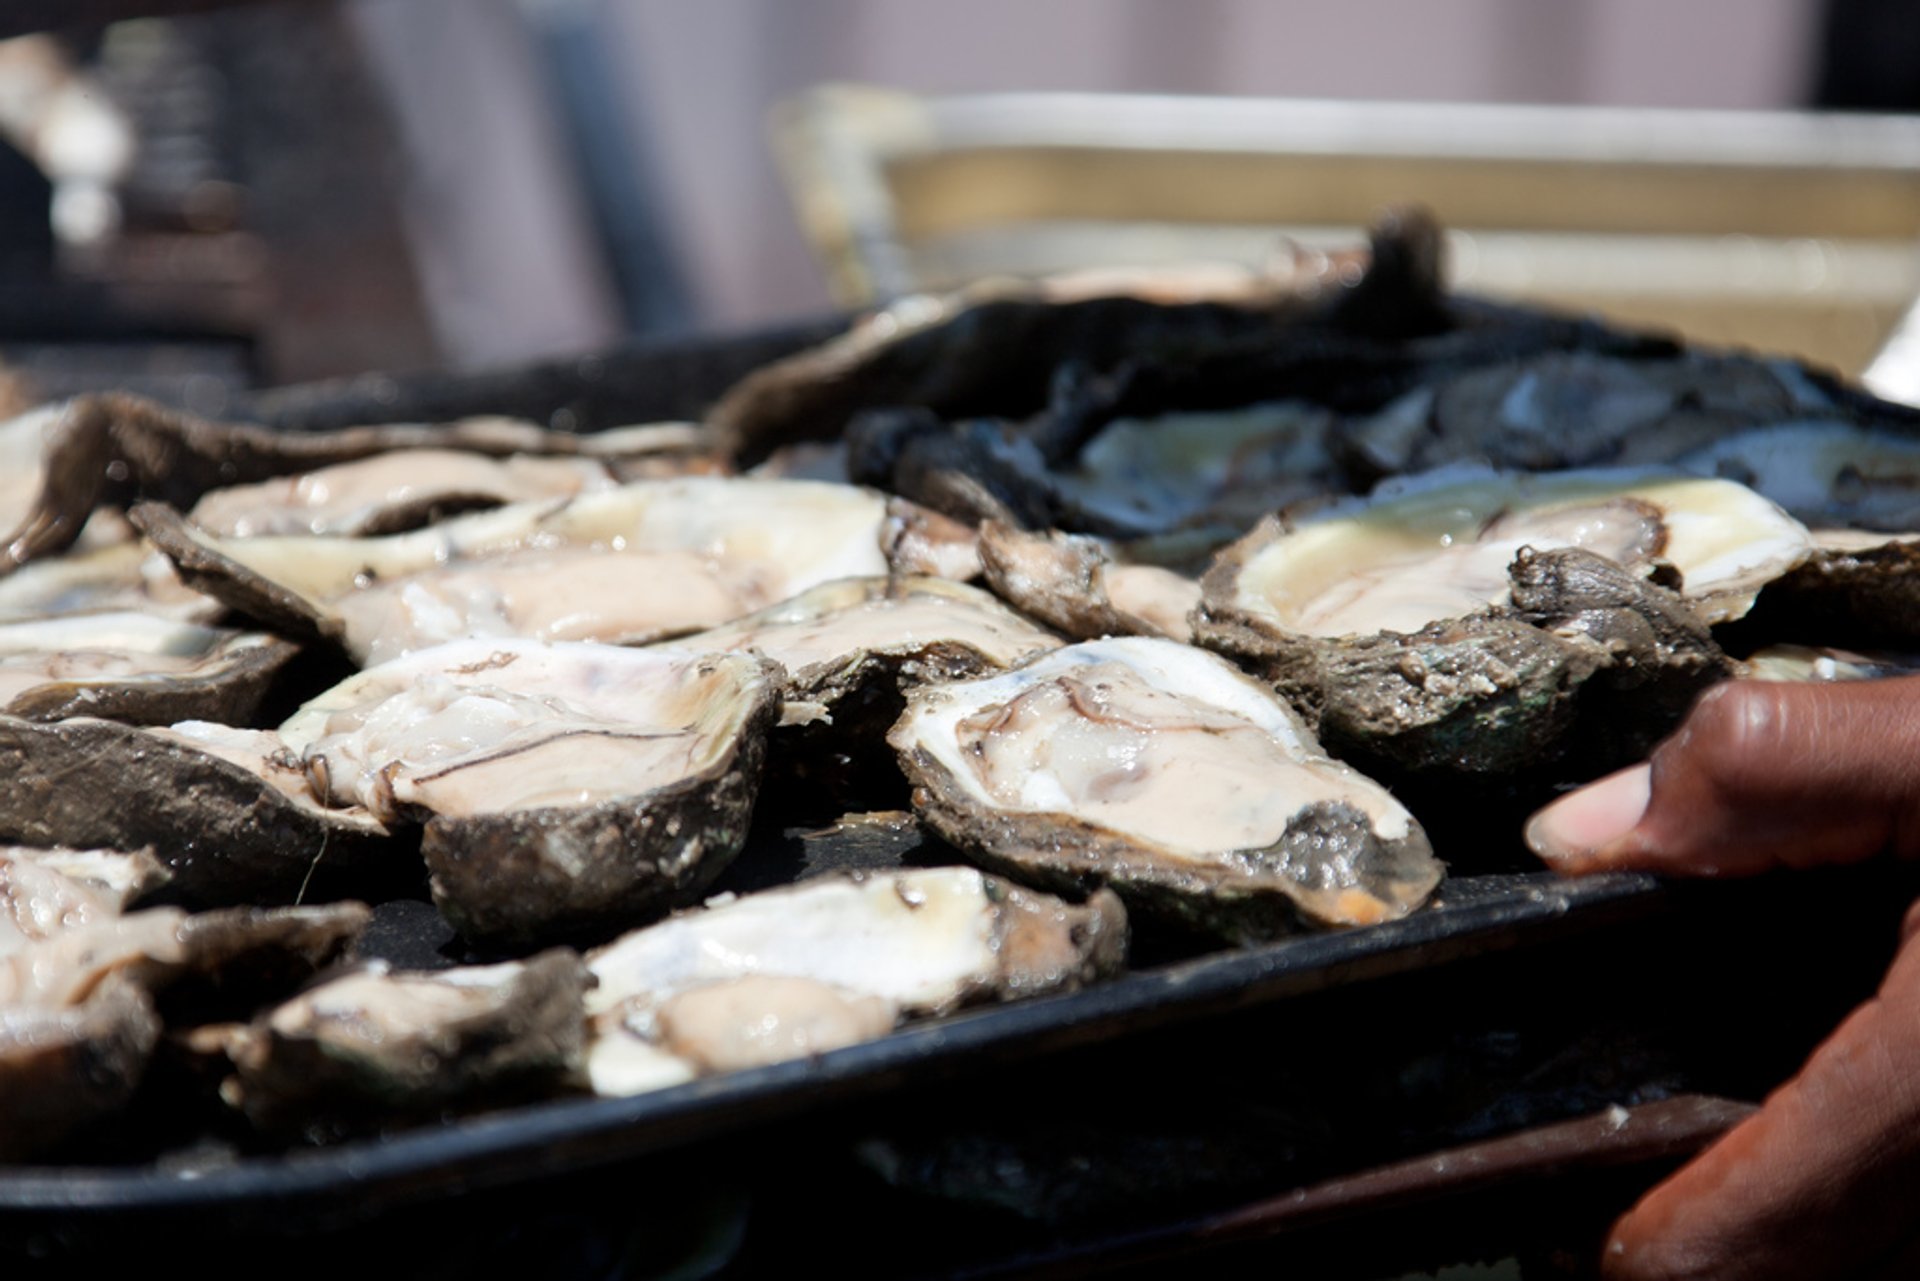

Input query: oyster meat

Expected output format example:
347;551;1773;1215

890;637;1442;941
280;638;782;946
584;867;1126;1095
134;477;902;665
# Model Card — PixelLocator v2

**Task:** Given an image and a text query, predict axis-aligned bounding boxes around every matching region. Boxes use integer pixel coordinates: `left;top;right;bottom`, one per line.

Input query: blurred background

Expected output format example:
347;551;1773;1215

2;0;1917;404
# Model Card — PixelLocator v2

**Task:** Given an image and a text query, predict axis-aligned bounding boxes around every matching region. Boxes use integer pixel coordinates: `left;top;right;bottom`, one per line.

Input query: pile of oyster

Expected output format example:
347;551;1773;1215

4;210;1919;1164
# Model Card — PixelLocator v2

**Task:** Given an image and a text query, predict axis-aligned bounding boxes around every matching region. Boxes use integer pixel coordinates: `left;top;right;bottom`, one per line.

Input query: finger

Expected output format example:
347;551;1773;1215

1529;676;1920;878
1602;924;1920;1280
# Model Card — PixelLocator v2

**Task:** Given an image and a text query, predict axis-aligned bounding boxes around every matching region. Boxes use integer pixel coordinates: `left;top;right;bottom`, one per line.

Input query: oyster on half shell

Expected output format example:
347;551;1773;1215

584;867;1126;1095
279;638;782;947
889;637;1441;942
133;478;904;666
1194;468;1790;784
0;612;297;726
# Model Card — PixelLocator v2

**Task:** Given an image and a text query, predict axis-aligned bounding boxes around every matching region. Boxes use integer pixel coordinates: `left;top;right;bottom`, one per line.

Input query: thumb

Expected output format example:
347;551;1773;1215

1527;676;1920;878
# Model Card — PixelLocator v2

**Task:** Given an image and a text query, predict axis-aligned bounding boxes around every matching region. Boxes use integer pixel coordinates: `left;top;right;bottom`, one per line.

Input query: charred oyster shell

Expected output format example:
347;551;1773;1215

280;639;782;948
890;637;1442;942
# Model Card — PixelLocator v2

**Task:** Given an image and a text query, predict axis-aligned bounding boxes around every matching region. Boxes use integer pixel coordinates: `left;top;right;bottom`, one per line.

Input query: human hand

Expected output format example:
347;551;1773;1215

1526;676;1920;1280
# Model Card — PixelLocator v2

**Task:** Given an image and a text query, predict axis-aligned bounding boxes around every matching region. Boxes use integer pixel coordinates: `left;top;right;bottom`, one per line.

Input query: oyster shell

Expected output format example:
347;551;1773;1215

889;637;1442;941
0;612;298;726
1677;422;1920;532
0;897;369;1159
584;867;1126;1095
133;477;902;666
709;230;1400;464
1736;530;1920;649
280;639;782;947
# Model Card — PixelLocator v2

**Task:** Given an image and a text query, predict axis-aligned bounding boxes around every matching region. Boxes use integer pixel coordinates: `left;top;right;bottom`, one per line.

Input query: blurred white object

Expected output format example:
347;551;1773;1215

0;35;134;246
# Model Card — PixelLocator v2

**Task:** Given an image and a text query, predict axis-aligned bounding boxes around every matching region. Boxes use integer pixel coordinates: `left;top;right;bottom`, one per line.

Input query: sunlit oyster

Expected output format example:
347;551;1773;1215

280;638;781;947
656;577;1060;811
224;950;589;1133
977;522;1200;643
0;973;159;1160
0;612;297;725
0;537;220;623
1195;468;1777;784
0;716;392;906
584;867;1126;1095
188;448;620;537
0;392;724;571
889;637;1441;942
134;477;906;666
0;897;369;1159
0;846;171;955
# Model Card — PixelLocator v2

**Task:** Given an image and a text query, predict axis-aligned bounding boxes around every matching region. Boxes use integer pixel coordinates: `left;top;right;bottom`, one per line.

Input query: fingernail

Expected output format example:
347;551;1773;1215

1525;763;1651;870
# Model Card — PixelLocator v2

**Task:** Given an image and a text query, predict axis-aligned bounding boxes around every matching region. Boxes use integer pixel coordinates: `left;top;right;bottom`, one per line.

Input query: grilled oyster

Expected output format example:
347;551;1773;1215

133;478;902;666
0;972;160;1160
1194;468;1774;785
280;638;782;947
0;612;297;725
0;537;220;623
674;575;1060;714
978;522;1200;643
584;867;1126;1095
188;448;619;537
890;637;1441;942
0;716;392;906
225;950;589;1133
0;846;170;954
0;392;724;572
0;897;369;1159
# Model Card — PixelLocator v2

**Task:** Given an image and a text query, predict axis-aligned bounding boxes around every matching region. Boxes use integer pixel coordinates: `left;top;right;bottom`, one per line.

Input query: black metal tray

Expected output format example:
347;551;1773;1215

0;866;1663;1219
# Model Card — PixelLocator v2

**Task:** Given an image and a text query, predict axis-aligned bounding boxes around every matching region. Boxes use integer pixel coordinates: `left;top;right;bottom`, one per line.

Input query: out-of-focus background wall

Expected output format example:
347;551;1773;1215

0;0;1906;398
551;0;1820;332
